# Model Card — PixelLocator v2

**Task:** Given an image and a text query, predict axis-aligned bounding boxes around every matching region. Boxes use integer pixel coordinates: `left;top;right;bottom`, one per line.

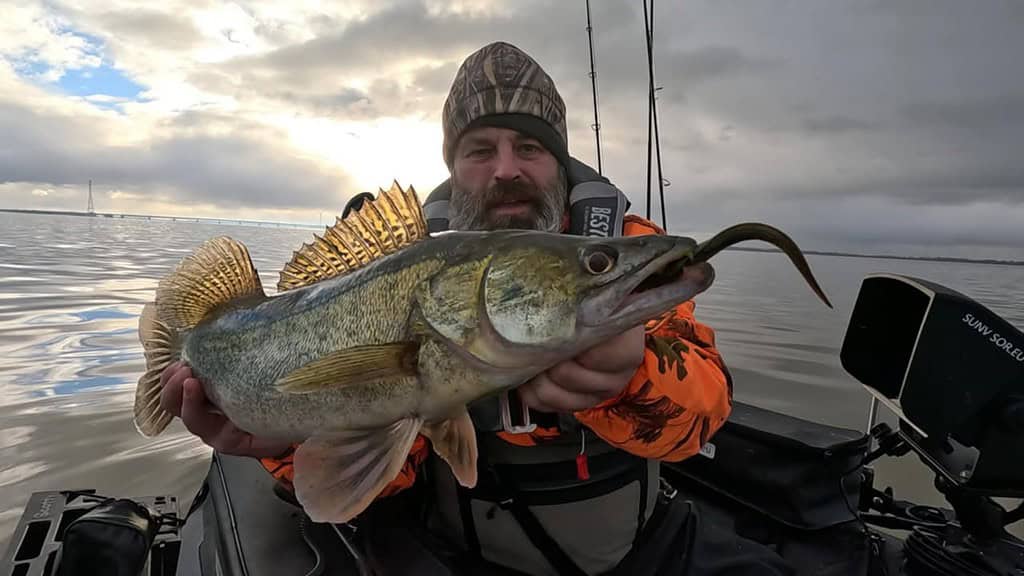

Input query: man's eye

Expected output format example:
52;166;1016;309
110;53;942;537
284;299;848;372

519;144;540;155
469;148;492;158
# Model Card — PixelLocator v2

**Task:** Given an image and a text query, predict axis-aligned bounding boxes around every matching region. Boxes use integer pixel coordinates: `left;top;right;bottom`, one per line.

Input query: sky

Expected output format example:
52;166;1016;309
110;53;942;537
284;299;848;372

1;0;1022;260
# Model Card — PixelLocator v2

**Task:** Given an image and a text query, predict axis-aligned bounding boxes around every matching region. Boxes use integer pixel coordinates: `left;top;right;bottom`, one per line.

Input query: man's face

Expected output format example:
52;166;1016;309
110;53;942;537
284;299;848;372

449;126;567;232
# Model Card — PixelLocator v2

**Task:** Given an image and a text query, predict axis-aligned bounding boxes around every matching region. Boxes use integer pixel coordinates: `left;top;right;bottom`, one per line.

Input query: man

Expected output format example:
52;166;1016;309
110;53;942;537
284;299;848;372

160;42;791;575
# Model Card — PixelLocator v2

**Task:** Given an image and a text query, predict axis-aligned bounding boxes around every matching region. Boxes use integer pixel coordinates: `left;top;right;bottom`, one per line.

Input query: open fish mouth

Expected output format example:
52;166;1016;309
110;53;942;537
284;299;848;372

583;222;832;329
633;253;697;294
606;249;714;323
580;242;708;329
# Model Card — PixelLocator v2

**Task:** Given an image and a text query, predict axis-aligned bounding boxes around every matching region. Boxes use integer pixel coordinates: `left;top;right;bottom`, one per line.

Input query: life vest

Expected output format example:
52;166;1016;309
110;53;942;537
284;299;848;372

419;157;663;576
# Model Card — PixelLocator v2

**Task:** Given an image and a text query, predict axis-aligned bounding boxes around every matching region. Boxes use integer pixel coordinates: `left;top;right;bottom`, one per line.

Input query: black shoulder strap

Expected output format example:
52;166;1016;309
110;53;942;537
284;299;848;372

481;459;590;576
422;180;453;233
502;497;589;576
342;191;376;219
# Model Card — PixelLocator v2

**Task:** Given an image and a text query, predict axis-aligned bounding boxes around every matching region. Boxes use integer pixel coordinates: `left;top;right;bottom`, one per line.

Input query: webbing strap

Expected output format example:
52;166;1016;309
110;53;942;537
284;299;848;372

502;496;589;576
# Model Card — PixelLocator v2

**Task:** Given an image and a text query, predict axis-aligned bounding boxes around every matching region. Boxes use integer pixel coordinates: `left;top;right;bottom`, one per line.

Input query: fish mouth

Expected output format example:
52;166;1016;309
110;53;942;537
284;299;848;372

581;222;833;330
581;244;713;329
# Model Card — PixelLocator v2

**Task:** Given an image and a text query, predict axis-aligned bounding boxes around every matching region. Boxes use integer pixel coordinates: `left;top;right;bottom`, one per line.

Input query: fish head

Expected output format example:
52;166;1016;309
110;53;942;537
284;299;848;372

418;231;713;369
485;232;714;347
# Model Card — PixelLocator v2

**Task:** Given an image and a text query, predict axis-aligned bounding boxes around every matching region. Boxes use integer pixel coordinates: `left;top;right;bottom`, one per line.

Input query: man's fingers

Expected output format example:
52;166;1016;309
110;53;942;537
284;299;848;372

548;361;629;399
575;325;645;373
159;363;191;418
520;373;603;413
209;424;253;456
179;378;230;444
159;360;182;388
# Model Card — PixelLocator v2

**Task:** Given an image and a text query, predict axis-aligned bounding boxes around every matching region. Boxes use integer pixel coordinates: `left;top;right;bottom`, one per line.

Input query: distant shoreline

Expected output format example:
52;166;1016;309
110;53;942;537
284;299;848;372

2;207;1020;267
727;246;1023;267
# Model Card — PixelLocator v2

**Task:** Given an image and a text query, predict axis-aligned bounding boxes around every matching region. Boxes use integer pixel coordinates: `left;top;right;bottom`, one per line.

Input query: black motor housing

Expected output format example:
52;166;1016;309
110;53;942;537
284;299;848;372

841;273;1024;496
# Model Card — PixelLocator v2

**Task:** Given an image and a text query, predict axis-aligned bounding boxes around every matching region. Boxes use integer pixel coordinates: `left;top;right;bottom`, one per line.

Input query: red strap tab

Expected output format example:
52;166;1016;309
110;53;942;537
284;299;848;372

576;453;590;481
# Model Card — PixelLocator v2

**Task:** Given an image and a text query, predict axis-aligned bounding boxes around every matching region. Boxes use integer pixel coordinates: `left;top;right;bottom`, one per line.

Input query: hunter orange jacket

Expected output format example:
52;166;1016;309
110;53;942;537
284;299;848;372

260;215;734;496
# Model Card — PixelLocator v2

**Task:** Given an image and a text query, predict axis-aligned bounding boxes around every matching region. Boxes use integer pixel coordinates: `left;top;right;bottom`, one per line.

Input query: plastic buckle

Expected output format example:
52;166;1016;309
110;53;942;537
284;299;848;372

499;391;536;434
660;478;678;500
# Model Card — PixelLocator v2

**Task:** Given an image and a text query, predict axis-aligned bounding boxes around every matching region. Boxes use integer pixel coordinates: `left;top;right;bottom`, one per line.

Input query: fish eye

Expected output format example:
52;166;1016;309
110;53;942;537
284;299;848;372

583;247;617;275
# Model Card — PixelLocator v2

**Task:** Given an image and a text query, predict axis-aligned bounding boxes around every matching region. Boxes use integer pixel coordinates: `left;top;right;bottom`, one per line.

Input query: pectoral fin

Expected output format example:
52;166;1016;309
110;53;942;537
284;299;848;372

292;418;423;524
422;408;478;488
274;342;420;393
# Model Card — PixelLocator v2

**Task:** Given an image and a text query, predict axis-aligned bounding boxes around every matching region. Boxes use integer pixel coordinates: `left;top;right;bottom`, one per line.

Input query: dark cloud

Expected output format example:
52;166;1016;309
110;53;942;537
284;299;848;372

4;0;1022;258
0;102;354;210
229;3;492;86
800;115;876;134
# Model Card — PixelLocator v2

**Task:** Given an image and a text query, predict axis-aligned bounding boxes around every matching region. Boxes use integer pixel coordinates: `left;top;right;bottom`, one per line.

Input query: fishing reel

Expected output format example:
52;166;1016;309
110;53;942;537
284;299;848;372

839;272;1024;545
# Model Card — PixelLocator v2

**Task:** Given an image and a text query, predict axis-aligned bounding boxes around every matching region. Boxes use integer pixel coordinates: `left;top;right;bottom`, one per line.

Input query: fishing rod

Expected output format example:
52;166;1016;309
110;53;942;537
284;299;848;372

642;0;668;232
585;0;603;176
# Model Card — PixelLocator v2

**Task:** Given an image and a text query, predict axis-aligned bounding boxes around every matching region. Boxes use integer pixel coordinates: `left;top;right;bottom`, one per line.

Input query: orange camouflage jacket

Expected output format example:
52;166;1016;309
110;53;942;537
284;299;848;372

260;214;734;497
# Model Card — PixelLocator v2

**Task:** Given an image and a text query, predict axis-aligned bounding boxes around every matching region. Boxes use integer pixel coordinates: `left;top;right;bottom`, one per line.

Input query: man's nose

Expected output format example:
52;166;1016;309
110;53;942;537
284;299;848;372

492;146;523;182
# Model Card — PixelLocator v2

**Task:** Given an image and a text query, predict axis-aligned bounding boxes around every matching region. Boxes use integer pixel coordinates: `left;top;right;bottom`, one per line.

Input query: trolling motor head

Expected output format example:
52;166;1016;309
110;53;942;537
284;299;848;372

840;273;1024;498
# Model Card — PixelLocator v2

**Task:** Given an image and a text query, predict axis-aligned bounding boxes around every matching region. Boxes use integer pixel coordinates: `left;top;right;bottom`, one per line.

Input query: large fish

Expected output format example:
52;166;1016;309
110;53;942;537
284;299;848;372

133;182;831;524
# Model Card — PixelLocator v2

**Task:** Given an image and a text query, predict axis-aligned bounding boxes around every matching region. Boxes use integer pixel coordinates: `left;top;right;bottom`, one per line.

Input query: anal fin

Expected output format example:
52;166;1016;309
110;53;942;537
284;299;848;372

274;342;420;394
292;418;423;524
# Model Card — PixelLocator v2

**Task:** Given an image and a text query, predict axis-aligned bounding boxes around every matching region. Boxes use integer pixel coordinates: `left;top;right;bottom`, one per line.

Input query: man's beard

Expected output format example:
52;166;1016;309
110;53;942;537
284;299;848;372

448;169;567;232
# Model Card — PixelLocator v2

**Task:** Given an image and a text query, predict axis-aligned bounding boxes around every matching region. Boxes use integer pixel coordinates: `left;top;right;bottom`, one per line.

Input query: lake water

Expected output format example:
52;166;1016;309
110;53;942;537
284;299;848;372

1;211;1021;547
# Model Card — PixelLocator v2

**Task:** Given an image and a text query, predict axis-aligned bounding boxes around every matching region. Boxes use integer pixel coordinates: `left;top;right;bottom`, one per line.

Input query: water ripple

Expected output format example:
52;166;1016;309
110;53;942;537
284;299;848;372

1;213;1022;544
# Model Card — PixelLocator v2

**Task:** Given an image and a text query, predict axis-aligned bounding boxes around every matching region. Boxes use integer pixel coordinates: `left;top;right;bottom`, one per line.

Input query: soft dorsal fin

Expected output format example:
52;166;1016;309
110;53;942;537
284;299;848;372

277;181;427;292
156;236;266;330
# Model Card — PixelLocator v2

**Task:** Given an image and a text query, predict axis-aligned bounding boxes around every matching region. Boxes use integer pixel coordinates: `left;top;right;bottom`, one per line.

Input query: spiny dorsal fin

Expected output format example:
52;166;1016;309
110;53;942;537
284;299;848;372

156;236;266;330
277;181;427;292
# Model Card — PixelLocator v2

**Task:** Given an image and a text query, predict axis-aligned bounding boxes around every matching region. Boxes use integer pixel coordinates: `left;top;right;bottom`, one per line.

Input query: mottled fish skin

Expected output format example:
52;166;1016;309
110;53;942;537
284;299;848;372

181;238;451;439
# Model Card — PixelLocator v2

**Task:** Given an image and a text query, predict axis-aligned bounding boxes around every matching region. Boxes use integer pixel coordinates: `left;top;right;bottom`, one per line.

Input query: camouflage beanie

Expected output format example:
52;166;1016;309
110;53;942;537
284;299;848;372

442;42;569;170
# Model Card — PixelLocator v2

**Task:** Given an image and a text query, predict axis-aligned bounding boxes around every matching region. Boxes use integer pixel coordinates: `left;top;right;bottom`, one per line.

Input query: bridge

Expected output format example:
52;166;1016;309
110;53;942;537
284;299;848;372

0;180;331;230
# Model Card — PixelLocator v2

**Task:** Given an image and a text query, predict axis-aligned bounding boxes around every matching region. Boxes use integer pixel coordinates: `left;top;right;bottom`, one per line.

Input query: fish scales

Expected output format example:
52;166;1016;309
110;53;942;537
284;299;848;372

184;250;453;438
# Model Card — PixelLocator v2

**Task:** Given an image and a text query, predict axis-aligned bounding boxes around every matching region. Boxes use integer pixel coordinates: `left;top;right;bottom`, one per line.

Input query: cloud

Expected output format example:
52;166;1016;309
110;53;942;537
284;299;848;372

0;73;356;213
91;8;204;51
0;0;1020;257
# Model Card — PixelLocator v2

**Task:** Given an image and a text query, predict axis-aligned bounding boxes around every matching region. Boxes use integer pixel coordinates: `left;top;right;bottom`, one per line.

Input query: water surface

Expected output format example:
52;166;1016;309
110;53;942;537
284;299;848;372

1;212;1021;546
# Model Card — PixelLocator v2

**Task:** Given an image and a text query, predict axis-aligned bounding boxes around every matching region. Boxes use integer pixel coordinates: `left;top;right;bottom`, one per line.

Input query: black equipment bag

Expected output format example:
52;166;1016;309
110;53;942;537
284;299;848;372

55;498;158;576
665;402;871;531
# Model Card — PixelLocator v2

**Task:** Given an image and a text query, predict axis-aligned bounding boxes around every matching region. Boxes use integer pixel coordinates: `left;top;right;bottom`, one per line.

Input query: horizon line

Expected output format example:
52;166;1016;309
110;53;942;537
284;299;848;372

1;207;1020;267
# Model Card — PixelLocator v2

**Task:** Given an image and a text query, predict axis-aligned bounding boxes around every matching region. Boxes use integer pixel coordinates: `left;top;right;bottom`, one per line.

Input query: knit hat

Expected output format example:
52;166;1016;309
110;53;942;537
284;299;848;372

442;41;569;170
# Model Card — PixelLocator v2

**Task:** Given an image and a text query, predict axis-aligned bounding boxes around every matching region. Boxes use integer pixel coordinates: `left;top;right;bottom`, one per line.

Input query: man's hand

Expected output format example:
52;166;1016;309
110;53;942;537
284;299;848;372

519;325;645;413
159;361;293;458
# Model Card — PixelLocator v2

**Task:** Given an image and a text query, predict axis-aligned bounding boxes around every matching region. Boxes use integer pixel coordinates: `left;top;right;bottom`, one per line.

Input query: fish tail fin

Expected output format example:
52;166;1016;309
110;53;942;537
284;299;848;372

135;236;266;436
134;302;182;436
